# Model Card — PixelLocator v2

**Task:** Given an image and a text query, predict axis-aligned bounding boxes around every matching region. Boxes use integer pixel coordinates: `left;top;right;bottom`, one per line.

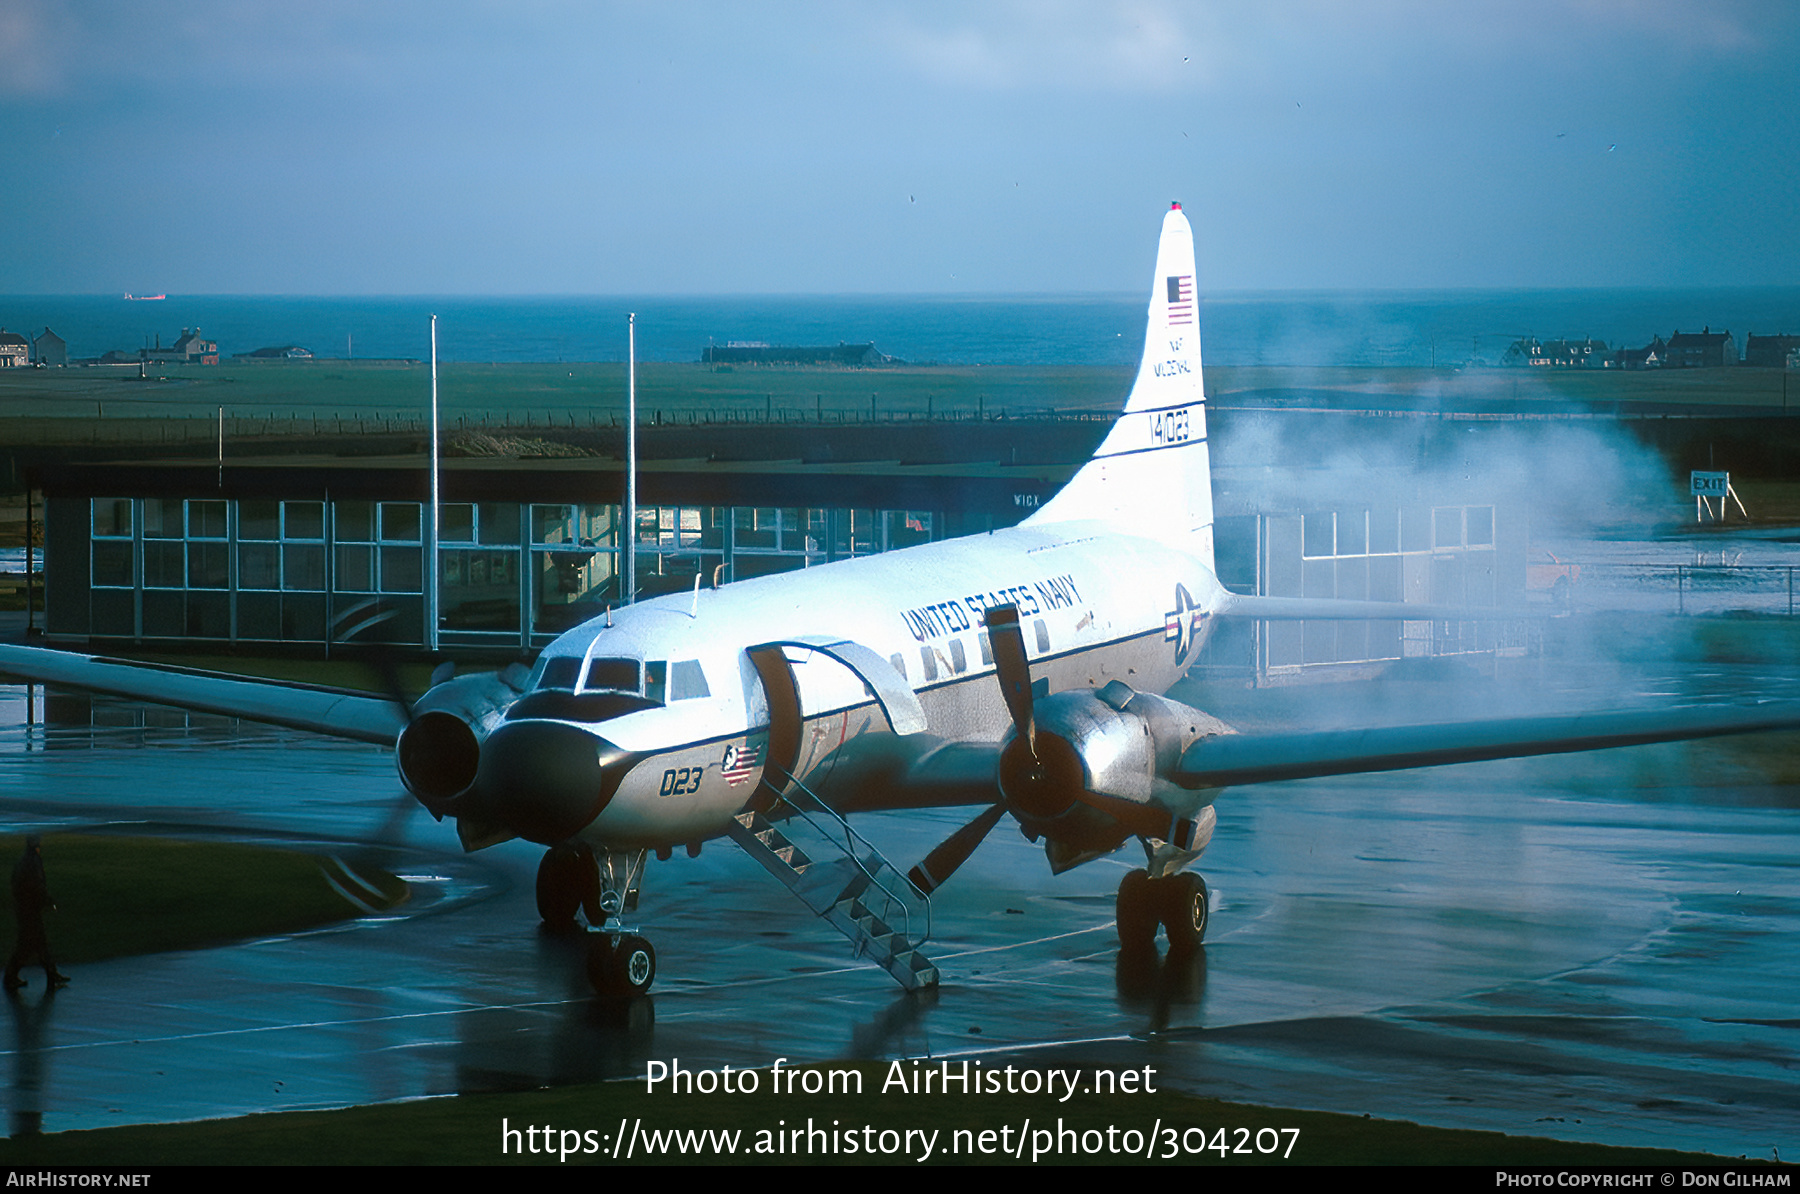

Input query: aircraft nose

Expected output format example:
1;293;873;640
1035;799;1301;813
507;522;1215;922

467;720;637;845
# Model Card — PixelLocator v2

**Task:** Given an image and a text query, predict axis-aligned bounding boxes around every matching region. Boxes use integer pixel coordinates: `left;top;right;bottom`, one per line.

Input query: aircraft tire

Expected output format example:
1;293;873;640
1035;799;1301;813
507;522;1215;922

1161;872;1209;954
1116;869;1158;953
536;846;584;926
588;933;656;997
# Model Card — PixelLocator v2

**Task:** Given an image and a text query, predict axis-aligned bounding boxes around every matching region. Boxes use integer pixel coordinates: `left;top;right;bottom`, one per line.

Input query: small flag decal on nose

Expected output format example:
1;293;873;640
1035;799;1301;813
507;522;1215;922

721;743;761;785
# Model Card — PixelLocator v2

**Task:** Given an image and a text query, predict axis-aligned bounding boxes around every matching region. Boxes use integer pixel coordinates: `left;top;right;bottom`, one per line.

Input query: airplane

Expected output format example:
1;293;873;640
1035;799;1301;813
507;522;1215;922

7;202;1800;998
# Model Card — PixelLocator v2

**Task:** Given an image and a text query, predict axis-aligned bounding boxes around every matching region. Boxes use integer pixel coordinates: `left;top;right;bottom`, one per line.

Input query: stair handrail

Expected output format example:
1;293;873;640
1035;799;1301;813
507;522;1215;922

768;765;933;948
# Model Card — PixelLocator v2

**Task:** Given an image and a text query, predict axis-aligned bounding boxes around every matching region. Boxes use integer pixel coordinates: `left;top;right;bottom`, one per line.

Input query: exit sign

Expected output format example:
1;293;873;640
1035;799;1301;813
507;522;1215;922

1690;471;1729;497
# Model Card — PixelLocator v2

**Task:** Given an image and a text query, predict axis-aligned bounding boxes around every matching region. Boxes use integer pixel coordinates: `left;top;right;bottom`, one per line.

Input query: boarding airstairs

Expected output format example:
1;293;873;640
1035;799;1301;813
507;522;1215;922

726;777;938;991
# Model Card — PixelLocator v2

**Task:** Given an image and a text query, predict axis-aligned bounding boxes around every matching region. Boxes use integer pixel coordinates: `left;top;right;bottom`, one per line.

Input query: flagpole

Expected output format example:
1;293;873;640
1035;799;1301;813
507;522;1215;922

625;313;637;606
428;314;440;651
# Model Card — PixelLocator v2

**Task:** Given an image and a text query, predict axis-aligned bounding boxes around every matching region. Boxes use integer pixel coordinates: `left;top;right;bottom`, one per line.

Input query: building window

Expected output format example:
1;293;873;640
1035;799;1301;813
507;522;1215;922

91;499;133;588
186;499;228;589
531;504;619;634
439;502;521;632
283;501;326;592
377;502;421;594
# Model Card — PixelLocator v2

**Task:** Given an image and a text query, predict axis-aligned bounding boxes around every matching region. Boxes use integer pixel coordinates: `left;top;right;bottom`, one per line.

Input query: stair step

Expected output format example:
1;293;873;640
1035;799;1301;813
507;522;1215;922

725;785;937;991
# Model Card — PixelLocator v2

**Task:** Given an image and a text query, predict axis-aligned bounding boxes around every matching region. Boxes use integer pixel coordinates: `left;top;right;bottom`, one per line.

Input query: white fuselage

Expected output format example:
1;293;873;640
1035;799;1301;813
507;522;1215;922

521;518;1225;849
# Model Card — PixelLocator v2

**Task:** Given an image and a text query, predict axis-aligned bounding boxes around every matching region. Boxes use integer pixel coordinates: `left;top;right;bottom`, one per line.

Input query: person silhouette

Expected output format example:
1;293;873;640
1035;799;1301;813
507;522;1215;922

6;837;68;992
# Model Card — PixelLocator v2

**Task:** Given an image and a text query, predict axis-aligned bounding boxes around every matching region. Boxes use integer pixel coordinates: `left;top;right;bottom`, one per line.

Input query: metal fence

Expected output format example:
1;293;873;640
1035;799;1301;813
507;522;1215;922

1557;562;1800;616
2;406;1119;445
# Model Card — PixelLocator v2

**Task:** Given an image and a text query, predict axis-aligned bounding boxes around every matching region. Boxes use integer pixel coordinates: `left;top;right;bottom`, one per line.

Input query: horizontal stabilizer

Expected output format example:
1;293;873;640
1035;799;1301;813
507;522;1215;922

1220;592;1540;623
0;644;405;746
1177;702;1800;789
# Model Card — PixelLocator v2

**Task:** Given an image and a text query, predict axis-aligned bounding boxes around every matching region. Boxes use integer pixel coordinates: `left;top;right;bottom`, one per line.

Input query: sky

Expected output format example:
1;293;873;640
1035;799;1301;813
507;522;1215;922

1;0;1797;295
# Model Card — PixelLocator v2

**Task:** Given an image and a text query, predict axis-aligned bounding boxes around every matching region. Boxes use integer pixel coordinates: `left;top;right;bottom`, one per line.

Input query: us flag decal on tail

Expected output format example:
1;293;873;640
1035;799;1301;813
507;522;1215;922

1166;275;1194;324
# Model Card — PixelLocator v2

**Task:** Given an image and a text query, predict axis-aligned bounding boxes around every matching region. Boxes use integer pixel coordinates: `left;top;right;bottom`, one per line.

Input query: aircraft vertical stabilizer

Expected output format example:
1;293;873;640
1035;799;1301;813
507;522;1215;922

1026;203;1214;570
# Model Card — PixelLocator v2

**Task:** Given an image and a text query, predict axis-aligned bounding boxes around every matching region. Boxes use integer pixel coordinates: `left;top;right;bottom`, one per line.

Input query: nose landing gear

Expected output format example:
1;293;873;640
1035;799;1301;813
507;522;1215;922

537;844;657;996
587;931;656;997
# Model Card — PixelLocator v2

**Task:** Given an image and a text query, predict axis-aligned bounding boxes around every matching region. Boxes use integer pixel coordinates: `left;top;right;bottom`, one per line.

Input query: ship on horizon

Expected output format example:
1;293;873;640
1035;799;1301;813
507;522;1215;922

123;293;166;301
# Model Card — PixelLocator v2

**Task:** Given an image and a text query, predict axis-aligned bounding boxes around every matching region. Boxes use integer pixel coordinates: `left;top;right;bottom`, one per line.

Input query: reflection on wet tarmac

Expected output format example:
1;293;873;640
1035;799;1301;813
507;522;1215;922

0;617;1797;1157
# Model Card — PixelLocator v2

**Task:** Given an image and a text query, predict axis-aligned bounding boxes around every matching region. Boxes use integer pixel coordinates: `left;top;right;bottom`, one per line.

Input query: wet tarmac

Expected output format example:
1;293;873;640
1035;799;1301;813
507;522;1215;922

0;626;1797;1160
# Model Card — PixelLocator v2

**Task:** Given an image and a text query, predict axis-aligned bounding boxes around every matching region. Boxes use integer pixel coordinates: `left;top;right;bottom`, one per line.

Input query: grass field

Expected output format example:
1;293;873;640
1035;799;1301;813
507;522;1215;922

1;360;1795;447
0;834;405;968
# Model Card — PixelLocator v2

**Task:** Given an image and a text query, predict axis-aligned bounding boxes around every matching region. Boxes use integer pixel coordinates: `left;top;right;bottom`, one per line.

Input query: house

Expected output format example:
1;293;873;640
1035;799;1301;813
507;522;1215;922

141;328;219;366
1502;337;1609;367
0;330;29;368
1744;334;1800;368
31;327;66;367
1614;336;1667;369
701;341;901;366
235;345;314;359
1664;328;1735;368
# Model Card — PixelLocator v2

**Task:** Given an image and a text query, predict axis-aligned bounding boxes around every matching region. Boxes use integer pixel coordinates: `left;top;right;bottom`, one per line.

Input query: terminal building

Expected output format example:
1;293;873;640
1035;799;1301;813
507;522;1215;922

30;442;1527;681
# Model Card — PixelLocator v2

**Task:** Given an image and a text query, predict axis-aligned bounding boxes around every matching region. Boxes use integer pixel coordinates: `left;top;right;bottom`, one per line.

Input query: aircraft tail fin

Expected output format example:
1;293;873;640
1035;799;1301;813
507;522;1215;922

1025;203;1214;570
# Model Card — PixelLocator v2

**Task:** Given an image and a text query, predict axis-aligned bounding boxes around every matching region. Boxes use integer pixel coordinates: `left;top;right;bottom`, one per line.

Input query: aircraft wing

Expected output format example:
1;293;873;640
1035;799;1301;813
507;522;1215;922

0;643;405;747
1176;702;1800;789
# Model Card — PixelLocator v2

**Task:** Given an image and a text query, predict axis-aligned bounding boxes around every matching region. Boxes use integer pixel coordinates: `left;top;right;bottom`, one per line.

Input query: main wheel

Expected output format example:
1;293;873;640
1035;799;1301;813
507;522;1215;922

587;933;656;997
1116;869;1158;954
536;846;587;926
1161;872;1209;954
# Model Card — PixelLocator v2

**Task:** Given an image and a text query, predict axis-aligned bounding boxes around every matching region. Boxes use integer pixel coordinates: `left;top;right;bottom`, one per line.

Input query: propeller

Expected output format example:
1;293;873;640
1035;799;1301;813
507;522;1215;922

987;605;1037;762
906;801;1005;896
905;603;1177;896
905;605;1042;895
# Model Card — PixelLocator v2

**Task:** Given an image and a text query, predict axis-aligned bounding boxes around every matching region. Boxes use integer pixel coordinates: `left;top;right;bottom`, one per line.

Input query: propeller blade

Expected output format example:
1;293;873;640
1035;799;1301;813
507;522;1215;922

984;605;1036;760
367;646;419;724
907;802;1006;895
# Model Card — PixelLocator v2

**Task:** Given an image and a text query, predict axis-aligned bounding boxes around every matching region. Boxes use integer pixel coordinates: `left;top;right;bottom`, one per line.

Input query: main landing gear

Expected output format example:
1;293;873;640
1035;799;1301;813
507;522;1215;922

1115;868;1209;956
537;843;656;997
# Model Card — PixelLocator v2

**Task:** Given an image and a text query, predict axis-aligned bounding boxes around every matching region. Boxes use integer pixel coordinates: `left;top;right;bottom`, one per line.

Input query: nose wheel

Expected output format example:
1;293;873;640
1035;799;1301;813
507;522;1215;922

537;845;658;996
587;931;656;997
1116;868;1209;955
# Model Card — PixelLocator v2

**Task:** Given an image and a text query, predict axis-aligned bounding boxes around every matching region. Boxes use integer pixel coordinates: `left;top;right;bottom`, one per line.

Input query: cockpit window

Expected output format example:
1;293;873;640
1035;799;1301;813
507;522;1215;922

534;656;582;692
644;661;666;705
584;657;639;693
669;660;710;700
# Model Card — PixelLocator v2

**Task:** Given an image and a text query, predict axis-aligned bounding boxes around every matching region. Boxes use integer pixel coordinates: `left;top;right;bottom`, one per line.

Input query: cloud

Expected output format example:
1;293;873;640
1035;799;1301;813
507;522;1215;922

0;0;77;97
884;0;1220;93
880;0;1775;98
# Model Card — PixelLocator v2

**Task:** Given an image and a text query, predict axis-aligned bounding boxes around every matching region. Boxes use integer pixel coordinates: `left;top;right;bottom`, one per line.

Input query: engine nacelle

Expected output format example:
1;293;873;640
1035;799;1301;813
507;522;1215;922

999;680;1233;852
396;664;530;807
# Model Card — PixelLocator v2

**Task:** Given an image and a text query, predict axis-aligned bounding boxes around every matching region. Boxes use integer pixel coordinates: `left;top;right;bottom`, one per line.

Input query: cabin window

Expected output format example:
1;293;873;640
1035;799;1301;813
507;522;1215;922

948;639;967;674
669;660;710;700
889;653;908;682
977;632;993;666
1034;619;1051;654
644;661;667;705
584;657;639;693
918;646;939;683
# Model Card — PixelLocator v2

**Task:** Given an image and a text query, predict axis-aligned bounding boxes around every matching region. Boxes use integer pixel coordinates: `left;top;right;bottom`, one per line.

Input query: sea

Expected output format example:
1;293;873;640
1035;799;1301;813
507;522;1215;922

3;289;1799;369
